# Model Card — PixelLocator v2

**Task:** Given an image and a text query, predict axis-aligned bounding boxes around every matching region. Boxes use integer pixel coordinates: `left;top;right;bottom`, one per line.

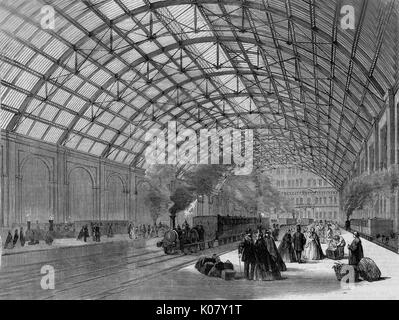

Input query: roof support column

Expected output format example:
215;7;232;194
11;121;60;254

387;88;396;167
396;90;399;165
374;118;379;172
364;140;368;174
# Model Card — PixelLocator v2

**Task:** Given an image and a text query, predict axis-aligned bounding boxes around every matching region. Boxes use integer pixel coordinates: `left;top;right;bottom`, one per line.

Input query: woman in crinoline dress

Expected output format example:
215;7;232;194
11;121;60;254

278;231;296;263
303;227;324;260
253;232;275;281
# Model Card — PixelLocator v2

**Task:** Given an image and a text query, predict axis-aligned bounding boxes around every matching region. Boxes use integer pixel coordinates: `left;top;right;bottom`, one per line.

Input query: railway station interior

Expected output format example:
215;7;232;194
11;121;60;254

0;0;399;300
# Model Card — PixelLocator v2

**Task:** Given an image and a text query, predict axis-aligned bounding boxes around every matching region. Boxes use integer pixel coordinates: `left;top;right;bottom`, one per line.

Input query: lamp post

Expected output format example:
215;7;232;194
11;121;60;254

49;214;54;232
26;213;31;231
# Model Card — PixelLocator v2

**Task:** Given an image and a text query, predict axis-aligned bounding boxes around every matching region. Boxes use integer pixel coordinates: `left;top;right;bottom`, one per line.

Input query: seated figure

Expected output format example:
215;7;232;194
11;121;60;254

326;235;346;260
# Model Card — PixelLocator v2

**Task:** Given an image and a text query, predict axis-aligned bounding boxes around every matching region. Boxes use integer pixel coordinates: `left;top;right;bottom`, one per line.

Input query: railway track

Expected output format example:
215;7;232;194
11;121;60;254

0;240;239;300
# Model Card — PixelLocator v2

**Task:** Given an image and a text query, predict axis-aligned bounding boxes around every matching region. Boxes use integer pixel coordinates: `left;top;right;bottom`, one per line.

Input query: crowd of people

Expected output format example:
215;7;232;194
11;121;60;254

127;222;168;240
2;221;55;251
2;228;26;249
238;220;365;281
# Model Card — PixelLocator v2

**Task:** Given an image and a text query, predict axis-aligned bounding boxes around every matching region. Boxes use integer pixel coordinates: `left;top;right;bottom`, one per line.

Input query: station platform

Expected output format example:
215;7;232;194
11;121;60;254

102;230;399;300
1;234;151;268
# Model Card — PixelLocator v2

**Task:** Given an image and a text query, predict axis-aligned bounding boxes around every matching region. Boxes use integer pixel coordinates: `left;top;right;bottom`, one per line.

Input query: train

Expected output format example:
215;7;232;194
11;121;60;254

157;215;270;255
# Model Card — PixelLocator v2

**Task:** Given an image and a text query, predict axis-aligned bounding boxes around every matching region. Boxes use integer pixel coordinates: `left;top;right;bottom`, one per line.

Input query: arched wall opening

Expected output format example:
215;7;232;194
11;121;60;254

106;175;125;220
20;157;51;223
68;168;95;221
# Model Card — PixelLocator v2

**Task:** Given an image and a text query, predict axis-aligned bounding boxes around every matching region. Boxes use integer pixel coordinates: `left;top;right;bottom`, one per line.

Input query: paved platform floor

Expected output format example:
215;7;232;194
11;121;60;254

103;231;399;300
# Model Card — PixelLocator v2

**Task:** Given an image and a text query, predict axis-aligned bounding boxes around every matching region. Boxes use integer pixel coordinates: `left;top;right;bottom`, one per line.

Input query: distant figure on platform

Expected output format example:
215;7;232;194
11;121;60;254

95;224;101;242
19;227;25;247
326;225;334;245
153;223;158;237
140;224;146;238
44;225;54;245
77;227;84;241
147;224;151;238
4;231;14;249
303;227;324;260
35;221;41;243
78;225;89;242
157;222;162;236
83;225;89;242
345;219;351;231
292;225;306;263
12;229;19;247
134;225;139;239
326;235;346;260
128;223;133;239
238;233;255;280
107;223;114;238
278;231;296;263
348;231;364;266
91;223;96;241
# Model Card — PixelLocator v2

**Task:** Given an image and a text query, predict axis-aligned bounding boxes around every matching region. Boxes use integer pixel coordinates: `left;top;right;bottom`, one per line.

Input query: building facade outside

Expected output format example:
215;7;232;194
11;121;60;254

266;166;340;222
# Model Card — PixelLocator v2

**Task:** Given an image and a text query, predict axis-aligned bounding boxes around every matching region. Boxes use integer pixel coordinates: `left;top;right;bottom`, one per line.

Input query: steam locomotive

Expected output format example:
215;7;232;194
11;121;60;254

158;215;269;254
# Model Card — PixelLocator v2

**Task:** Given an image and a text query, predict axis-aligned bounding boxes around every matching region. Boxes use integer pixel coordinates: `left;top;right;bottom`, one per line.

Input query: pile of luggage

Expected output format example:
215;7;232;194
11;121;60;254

195;254;236;280
332;257;381;282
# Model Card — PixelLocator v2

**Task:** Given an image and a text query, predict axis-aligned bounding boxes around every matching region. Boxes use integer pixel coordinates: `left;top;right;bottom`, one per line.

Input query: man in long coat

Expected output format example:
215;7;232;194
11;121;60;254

348;231;364;265
292;225;306;263
238;233;256;280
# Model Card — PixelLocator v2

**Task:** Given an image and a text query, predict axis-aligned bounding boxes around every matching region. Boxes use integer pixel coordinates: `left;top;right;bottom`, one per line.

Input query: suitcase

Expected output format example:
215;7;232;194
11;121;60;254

221;269;236;280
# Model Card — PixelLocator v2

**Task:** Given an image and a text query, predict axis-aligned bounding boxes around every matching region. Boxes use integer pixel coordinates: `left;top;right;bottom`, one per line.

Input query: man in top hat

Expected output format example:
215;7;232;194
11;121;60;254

238;233;256;280
292;225;306;263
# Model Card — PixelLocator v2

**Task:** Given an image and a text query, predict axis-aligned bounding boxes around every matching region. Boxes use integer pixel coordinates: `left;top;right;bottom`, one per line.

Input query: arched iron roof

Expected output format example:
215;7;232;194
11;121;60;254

1;0;398;188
